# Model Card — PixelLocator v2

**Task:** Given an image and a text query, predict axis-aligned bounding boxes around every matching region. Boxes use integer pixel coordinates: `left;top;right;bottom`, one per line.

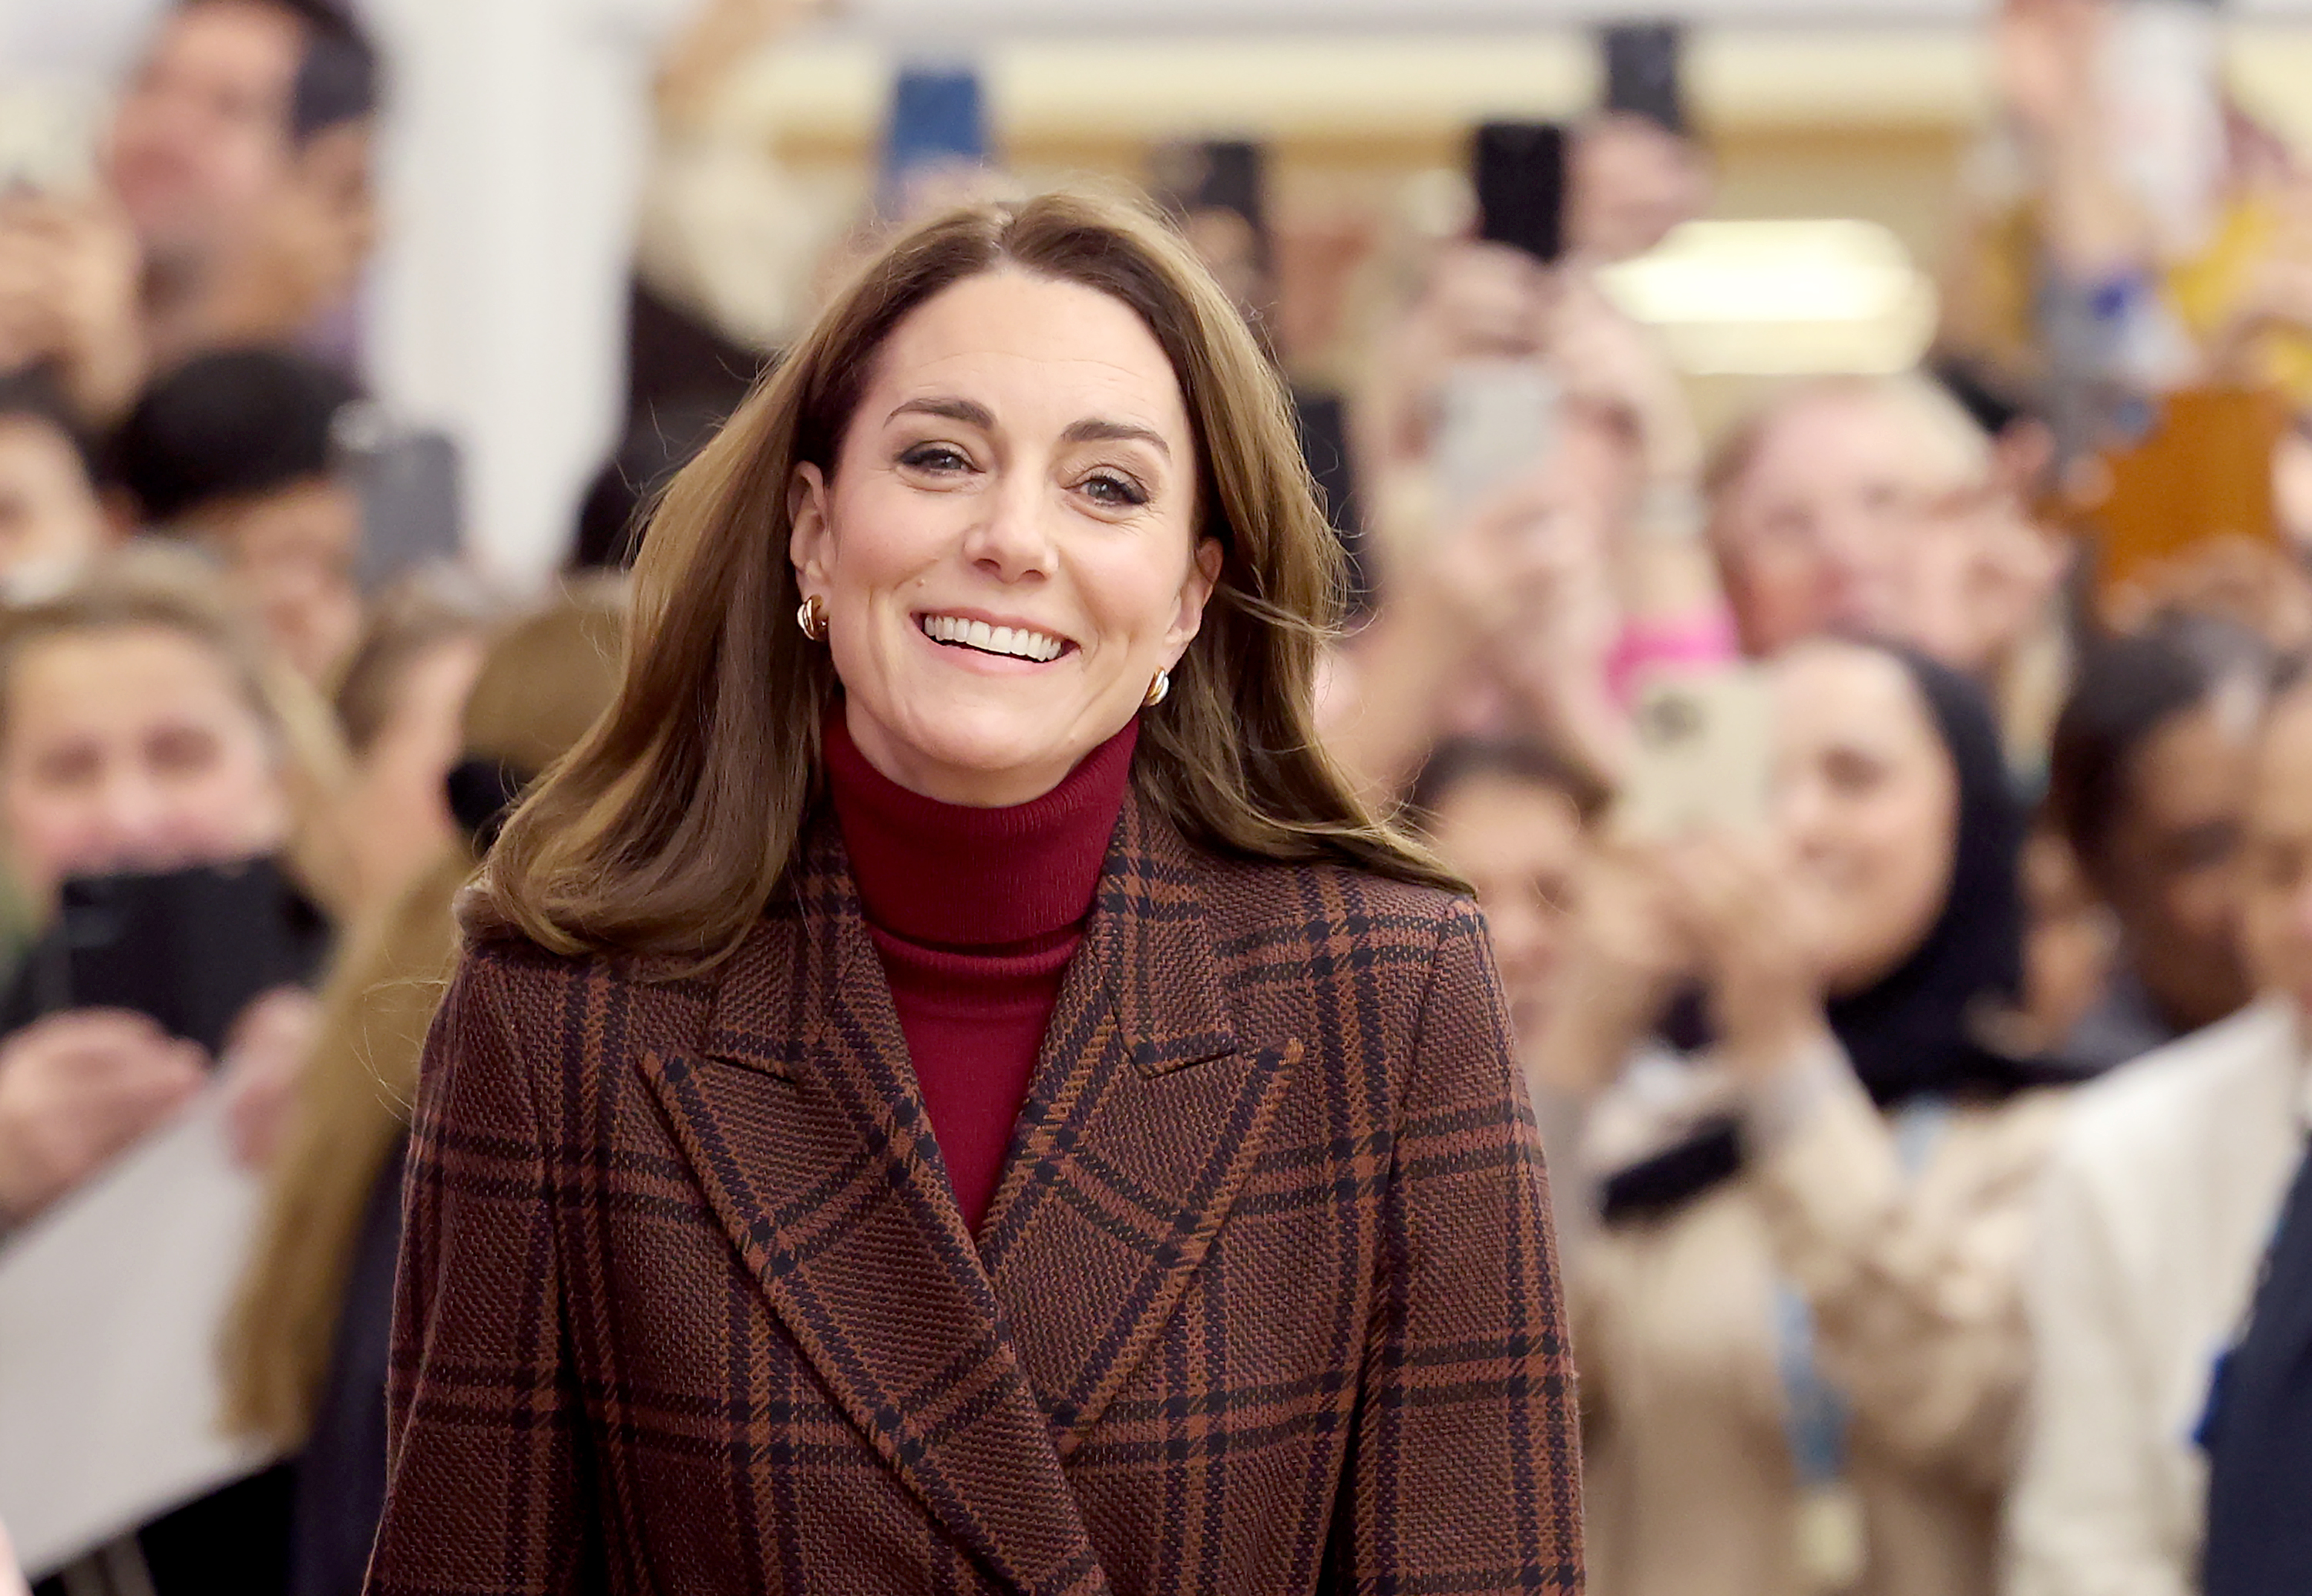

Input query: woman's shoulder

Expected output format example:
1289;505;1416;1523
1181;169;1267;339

446;926;723;1048
1195;848;1479;949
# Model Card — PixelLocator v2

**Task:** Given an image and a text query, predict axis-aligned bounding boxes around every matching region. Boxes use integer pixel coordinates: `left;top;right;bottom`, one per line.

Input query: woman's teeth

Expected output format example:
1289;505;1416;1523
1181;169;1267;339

919;614;1067;663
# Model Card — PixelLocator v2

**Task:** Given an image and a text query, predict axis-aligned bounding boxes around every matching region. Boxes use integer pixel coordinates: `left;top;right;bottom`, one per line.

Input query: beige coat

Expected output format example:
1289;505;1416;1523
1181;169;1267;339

1544;1047;2070;1596
2007;998;2307;1596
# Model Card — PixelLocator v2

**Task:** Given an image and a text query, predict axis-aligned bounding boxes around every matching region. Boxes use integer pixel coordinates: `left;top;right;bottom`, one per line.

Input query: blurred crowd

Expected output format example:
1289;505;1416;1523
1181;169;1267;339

3;0;2312;1594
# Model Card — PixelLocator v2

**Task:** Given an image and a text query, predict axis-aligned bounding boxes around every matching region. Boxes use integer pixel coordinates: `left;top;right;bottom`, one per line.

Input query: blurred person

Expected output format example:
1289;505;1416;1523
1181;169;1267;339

1411;735;1608;1042
1327;263;1728;798
1534;637;2073;1596
368;192;1581;1594
1574;22;1711;270
0;375;110;602
1353;240;1554;488
2197;677;2312;1595
111;346;365;681
2045;618;2273;1070
0;549;348;1596
326;573;492;919
0;0;378;425
1953;0;2312;421
1565;109;1712;270
1324;399;1642;796
2007;667;2312;1596
2015;823;2120;1061
220;582;624;1596
0;546;344;1228
1705;374;2066;682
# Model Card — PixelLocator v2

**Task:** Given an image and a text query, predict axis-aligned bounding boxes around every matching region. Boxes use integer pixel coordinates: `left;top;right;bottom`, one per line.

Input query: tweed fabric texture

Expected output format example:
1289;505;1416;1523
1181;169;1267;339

371;794;1584;1595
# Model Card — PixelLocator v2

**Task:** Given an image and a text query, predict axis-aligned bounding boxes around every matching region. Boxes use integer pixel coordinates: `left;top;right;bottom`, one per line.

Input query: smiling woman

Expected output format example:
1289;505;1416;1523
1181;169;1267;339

369;189;1584;1596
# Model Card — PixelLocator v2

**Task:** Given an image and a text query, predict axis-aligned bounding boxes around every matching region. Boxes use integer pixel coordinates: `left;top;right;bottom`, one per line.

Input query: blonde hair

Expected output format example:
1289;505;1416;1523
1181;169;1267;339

0;542;354;916
1704;371;1994;521
474;188;1456;967
220;581;628;1450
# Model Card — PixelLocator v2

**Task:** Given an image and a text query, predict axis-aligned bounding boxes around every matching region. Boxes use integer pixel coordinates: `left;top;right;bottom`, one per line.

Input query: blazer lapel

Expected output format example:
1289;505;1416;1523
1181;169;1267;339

638;820;1110;1596
976;796;1300;1456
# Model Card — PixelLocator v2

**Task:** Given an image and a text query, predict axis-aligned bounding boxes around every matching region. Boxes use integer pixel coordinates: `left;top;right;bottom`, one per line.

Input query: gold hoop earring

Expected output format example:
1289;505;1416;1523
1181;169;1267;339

796;594;827;642
1144;669;1171;708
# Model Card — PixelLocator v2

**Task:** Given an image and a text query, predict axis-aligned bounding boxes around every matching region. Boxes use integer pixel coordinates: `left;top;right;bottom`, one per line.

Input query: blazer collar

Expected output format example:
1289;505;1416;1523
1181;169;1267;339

643;792;1292;1592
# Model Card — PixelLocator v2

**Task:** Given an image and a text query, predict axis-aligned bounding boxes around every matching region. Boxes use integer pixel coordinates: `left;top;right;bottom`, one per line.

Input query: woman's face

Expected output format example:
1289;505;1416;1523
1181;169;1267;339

1770;641;1961;995
792;269;1221;806
0;623;291;907
1428;774;1586;1037
2095;700;2256;1032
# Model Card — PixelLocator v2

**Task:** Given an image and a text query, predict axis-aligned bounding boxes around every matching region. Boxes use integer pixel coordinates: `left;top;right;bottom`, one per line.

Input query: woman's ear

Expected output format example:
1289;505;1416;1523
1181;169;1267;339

788;462;832;589
1164;536;1226;660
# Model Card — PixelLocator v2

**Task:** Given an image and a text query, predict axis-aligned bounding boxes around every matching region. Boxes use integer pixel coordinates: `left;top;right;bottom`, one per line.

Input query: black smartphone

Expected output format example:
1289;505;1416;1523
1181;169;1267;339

1602;22;1689;136
34;858;328;1057
336;408;465;593
1473;121;1569;265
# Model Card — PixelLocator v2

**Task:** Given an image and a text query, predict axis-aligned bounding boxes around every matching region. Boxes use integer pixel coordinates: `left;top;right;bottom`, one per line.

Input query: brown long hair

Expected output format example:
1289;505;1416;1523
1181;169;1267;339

475;188;1454;963
220;580;628;1448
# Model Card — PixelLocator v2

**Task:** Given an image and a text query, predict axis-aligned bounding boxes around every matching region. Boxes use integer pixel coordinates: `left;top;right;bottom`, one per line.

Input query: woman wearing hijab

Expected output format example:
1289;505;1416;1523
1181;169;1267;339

1531;636;2073;1596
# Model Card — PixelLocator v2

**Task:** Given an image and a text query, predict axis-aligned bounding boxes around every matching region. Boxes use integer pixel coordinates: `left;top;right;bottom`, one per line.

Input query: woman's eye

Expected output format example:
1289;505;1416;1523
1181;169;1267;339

1079;472;1148;508
899;443;973;474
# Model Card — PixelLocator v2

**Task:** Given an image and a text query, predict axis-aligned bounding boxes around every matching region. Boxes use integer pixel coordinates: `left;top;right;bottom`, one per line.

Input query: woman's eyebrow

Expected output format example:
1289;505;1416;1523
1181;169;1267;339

1062;418;1171;458
889;396;995;429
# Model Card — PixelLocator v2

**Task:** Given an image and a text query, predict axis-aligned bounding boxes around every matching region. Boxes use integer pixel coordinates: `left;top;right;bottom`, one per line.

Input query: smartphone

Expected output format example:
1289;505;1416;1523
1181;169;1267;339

1620;667;1774;839
2083;385;2290;616
34;858;328;1056
1473;122;1569;266
334;406;465;592
1602;22;1689;136
1434;360;1560;518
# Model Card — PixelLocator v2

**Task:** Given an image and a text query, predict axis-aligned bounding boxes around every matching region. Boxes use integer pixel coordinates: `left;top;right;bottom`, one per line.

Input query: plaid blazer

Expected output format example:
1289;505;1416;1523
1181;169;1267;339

370;794;1583;1596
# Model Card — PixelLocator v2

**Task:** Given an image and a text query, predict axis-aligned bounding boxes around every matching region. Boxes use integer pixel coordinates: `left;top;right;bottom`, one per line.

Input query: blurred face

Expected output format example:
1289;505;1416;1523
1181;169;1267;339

190;477;364;682
1427;773;1585;1036
0;416;106;601
1568;114;1711;264
1771;642;1960;995
1713;391;1971;658
338;635;484;911
0;623;290;908
792;270;1221;807
2095;701;2256;1033
2021;827;2115;1050
1181;207;1269;318
2241;692;2312;1022
104;0;304;262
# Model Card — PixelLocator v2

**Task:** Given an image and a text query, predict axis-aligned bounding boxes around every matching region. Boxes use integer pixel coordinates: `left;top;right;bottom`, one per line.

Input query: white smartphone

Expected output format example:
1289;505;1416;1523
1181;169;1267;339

1619;666;1775;839
1433;359;1559;519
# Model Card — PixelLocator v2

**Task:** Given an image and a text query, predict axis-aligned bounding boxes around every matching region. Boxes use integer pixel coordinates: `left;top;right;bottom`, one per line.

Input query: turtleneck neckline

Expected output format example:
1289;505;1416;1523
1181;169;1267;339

823;711;1138;951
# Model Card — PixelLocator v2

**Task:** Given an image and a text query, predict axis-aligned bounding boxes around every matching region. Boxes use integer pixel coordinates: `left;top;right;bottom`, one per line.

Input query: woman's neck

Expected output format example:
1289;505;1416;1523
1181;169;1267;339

822;714;1138;949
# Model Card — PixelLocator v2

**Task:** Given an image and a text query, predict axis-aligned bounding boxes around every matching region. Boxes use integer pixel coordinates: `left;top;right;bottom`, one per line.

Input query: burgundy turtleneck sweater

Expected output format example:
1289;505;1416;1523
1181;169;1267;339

823;714;1137;1231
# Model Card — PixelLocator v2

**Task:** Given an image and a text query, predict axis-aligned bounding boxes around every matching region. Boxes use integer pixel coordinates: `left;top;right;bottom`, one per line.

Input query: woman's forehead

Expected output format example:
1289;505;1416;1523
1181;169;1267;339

1775;643;1936;747
866;270;1187;425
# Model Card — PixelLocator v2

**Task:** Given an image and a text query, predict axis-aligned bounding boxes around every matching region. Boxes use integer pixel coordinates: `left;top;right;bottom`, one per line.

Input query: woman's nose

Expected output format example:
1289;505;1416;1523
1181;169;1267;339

960;473;1057;582
89;765;180;868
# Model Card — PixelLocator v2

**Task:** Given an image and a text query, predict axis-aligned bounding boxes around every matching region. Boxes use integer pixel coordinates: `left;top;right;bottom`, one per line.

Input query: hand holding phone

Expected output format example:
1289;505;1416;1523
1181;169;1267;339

0;1011;203;1223
1434;359;1561;518
34;858;328;1057
1619;666;1775;840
